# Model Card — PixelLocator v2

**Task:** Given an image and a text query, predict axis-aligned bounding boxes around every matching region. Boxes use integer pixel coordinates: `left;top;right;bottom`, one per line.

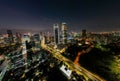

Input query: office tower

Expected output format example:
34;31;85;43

53;24;59;45
7;30;14;43
82;29;86;38
61;22;67;44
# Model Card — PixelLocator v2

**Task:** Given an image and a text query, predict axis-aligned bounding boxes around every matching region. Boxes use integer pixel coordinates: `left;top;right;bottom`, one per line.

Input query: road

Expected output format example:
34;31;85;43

41;41;106;81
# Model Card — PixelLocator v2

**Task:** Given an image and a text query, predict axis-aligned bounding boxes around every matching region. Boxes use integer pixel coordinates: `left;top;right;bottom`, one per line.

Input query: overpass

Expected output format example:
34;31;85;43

41;40;106;81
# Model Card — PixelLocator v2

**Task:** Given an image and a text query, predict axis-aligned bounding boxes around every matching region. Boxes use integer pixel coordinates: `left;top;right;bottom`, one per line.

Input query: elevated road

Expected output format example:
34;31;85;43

41;41;106;81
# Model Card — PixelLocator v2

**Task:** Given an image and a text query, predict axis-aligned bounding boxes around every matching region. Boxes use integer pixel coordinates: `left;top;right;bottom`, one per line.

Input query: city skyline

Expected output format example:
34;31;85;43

0;0;120;33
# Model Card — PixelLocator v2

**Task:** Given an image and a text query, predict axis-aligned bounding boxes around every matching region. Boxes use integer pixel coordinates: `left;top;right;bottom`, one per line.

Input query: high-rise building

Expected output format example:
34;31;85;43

61;22;67;44
7;30;14;43
53;24;59;45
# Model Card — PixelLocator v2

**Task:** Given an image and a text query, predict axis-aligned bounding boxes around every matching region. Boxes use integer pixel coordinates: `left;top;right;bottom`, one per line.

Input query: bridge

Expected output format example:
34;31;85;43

41;40;106;81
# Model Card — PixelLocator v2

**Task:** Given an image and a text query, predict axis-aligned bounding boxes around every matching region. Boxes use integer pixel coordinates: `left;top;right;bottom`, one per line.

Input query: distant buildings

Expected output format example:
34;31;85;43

0;25;119;48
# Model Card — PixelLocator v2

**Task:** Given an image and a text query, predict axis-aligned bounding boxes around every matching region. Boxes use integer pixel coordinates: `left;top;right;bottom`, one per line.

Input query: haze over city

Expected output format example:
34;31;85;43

0;0;120;33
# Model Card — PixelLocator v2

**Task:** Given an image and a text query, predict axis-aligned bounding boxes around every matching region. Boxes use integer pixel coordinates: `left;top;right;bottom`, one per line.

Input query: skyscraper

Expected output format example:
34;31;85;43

53;24;59;45
61;22;67;44
7;30;14;43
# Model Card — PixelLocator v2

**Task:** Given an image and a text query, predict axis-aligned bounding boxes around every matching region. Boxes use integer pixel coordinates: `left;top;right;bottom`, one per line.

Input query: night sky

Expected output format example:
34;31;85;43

0;0;120;33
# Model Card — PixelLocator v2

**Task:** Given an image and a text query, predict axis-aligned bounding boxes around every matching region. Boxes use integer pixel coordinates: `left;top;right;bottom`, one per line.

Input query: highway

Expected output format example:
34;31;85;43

41;40;106;81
